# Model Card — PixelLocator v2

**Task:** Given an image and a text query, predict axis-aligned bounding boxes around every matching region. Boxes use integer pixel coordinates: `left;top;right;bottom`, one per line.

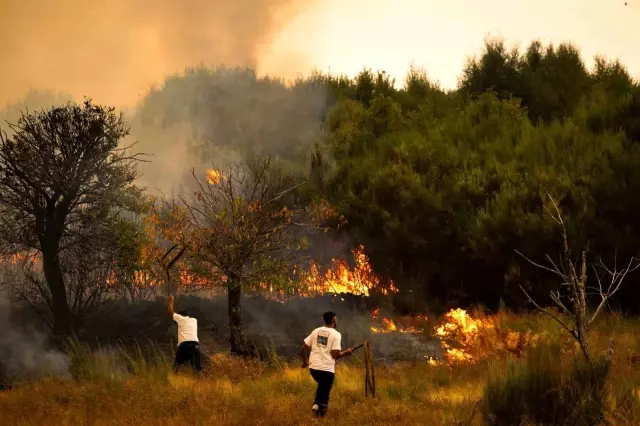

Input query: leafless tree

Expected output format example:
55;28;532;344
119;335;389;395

0;99;144;335
157;156;314;355
516;194;639;363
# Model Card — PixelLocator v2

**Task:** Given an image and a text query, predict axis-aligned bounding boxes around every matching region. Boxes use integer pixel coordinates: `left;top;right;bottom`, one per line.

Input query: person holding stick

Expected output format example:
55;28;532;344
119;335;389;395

168;295;202;374
301;311;353;418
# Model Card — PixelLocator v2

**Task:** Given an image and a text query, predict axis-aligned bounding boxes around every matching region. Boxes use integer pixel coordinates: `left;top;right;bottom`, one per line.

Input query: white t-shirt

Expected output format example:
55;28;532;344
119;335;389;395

304;326;342;373
173;313;199;346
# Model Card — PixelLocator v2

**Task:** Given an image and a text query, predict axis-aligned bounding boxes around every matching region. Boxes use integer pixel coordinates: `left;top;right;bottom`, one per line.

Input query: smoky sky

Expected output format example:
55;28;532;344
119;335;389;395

0;0;312;108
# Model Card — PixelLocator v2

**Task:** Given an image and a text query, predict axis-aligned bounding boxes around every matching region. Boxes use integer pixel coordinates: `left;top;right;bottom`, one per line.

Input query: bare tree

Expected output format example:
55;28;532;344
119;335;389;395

157;156;313;355
516;194;639;363
0;99;143;335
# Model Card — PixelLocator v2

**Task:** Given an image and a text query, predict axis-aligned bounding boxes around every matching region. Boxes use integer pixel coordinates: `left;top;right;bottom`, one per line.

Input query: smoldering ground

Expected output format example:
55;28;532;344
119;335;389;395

0;291;70;388
78;294;444;364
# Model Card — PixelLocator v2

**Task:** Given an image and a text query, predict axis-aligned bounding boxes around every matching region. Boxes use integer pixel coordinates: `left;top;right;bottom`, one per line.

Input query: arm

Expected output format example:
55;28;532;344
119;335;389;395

330;333;352;360
301;343;310;368
331;348;353;360
168;295;175;317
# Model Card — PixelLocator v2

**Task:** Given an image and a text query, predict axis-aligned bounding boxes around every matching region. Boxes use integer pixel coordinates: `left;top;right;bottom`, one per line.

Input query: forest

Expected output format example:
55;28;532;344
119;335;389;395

1;38;640;425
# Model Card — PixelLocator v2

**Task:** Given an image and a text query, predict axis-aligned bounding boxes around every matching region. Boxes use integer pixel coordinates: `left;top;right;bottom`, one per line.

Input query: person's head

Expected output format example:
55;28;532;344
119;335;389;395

178;310;190;317
323;311;337;328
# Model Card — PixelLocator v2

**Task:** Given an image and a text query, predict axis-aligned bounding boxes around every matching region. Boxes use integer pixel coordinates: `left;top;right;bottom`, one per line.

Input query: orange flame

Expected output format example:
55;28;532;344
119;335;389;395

370;310;428;333
299;246;398;297
434;308;490;365
206;169;223;185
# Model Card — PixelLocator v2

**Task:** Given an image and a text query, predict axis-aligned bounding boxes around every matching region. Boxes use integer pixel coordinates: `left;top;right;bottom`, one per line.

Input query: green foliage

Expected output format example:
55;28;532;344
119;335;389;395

482;344;611;426
312;47;640;310
5;35;640;315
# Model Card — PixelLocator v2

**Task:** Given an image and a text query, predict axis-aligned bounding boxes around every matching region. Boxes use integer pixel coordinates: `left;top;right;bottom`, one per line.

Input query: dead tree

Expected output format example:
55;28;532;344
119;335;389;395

516;194;639;363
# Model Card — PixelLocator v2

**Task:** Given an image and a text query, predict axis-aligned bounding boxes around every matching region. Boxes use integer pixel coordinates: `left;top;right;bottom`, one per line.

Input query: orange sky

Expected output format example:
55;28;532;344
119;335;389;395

1;0;639;109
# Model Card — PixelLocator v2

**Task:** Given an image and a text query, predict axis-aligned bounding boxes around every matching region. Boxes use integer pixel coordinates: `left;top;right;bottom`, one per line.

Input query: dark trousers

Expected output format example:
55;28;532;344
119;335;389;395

173;341;202;373
310;369;335;416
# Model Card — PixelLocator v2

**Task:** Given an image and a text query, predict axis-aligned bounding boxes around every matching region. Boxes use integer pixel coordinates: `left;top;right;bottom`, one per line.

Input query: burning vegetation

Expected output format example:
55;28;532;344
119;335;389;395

368;306;551;366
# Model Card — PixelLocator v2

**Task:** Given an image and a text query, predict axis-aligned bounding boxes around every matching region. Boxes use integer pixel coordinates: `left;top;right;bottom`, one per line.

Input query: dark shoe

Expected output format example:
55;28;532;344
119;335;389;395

317;404;328;417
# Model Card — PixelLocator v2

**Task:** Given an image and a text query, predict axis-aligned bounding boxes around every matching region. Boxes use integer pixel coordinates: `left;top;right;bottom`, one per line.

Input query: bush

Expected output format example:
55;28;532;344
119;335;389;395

482;343;611;426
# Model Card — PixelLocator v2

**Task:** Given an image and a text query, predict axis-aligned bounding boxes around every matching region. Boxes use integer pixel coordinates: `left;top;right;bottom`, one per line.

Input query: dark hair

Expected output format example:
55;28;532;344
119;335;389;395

177;310;190;317
323;311;336;325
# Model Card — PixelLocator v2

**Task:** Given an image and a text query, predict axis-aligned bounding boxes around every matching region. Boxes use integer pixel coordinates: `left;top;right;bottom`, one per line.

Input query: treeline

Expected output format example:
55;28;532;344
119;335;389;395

303;39;640;312
2;37;640;324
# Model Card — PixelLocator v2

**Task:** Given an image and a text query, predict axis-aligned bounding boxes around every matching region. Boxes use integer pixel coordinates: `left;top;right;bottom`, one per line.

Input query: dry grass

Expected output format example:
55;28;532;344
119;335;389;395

0;311;639;425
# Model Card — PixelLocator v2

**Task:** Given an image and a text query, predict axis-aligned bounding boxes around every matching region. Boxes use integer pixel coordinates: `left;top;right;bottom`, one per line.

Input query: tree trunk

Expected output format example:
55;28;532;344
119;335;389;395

41;244;72;336
227;276;249;356
577;328;592;364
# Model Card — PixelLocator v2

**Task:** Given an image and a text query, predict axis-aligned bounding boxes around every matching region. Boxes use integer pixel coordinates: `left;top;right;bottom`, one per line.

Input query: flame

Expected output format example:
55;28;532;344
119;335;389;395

299;245;398;297
0;251;41;266
434;308;487;364
370;310;428;333
206;169;223;185
371;317;398;333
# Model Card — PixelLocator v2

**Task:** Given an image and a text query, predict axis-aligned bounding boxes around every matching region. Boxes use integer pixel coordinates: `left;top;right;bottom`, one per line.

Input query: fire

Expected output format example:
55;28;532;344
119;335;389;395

370;317;398;333
434;308;487;364
435;308;481;338
206;169;223;185
370;310;428;333
299;245;398;297
0;251;41;267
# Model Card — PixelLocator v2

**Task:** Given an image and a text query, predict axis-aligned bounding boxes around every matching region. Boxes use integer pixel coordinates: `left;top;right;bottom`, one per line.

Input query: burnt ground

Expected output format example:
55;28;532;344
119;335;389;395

78;294;445;363
0;294;445;387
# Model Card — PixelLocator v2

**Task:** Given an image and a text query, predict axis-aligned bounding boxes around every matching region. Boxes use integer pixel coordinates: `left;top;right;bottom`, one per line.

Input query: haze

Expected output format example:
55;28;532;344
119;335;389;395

1;0;639;109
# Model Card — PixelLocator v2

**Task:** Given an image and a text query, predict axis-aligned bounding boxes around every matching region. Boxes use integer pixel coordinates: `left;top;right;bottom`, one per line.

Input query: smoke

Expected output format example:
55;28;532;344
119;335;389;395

0;291;70;387
128;66;329;194
0;0;314;109
1;0;334;196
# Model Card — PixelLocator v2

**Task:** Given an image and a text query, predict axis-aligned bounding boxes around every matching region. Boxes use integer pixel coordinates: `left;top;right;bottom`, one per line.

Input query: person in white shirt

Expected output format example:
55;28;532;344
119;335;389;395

301;311;353;418
168;295;202;374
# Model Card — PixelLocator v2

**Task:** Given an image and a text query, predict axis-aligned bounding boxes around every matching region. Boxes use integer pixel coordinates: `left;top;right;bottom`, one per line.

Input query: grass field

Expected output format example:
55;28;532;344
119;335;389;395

1;310;640;425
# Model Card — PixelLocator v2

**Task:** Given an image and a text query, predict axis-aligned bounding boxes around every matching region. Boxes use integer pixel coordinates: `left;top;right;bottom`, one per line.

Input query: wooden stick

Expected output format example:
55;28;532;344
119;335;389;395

352;342;365;351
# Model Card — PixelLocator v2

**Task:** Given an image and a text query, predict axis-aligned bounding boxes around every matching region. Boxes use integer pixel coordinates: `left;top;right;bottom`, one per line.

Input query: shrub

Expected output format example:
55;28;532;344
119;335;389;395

482;343;611;426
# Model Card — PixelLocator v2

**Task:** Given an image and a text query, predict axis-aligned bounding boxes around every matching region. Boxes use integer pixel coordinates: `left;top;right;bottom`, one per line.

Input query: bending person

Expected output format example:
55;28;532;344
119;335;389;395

168;295;202;374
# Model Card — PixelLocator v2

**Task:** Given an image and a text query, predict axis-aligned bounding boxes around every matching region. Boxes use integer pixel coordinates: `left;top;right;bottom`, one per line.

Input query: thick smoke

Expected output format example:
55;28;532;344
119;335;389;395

128;66;329;194
0;291;69;387
0;0;358;368
0;0;313;109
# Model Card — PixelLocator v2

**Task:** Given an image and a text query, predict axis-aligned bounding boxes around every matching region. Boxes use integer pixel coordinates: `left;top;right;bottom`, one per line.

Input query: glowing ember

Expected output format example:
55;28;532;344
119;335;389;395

0;252;37;265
